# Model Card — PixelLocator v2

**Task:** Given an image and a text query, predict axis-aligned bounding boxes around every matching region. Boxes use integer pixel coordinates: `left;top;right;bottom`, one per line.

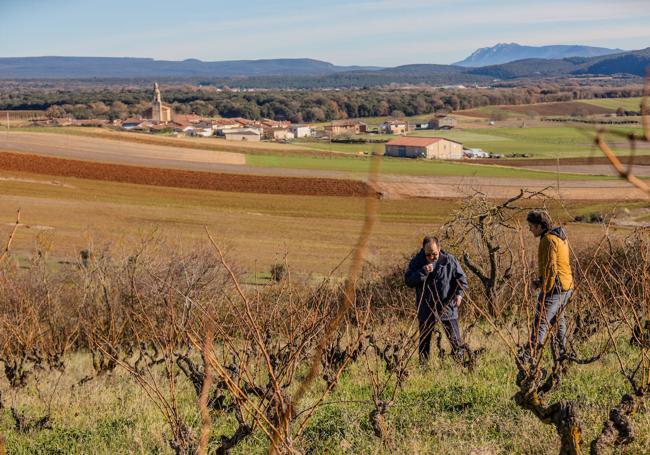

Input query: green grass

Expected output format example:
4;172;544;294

301;125;645;160
2;331;648;454
296;140;388;155
408;125;645;158
580;97;644;111
247;153;610;180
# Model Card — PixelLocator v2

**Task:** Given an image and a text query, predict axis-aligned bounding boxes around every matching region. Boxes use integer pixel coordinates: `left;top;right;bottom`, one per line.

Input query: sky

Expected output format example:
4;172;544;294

1;0;650;67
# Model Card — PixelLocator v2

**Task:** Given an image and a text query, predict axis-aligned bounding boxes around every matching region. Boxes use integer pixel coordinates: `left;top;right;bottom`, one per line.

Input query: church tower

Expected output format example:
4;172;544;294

152;82;163;122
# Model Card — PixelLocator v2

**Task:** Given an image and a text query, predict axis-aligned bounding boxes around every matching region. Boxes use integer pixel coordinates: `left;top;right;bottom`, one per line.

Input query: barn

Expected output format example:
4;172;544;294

384;137;464;160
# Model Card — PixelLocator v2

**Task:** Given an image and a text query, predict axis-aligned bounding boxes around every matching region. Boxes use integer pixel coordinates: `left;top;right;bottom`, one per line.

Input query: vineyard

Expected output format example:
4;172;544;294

0;188;649;454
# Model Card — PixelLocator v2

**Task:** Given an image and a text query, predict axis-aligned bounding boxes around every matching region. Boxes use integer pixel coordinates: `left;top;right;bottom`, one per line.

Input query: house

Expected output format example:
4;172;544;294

122;118;150;130
384;137;464;160
189;126;214;137
324;120;367;135
290;125;313;138
413;120;430;130
212;119;242;136
174;123;196;134
174;114;203;124
428;115;457;130
264;128;295;141
231;117;260;128
224;128;261;141
261;119;292;129
379;120;410;135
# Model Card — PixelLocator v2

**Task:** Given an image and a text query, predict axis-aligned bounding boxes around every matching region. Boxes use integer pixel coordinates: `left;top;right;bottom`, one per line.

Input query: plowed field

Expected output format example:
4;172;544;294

0;151;373;197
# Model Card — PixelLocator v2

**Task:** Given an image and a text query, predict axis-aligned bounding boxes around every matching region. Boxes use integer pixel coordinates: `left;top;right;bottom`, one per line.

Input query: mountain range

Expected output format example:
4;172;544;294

453;43;622;67
0;44;648;87
0;56;380;79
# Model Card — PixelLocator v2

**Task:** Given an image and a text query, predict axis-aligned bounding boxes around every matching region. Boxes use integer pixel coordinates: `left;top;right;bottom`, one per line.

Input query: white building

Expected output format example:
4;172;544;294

190;127;215;137
224;128;262;141
384;137;464;160
290;125;313;138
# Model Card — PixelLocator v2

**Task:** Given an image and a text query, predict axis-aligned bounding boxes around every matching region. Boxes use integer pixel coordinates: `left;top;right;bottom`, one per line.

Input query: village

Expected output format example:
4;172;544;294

28;82;495;160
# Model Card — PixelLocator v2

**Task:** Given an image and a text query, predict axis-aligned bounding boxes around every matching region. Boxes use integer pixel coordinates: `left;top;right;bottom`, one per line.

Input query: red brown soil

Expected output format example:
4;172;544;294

0;151;374;197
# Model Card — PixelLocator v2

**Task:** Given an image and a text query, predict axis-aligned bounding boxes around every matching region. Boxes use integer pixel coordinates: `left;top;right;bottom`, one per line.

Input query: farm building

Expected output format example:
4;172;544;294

379;120;410;135
384;137;464;160
428;115;457;130
324;120;367;135
224;128;261;141
290;125;313;138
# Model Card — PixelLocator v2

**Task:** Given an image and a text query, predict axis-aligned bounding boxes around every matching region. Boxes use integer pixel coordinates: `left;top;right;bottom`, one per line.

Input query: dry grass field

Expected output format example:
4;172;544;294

0;167;640;279
0;169;442;276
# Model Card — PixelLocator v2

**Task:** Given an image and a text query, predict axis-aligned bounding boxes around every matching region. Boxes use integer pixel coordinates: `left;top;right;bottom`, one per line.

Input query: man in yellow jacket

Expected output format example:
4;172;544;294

527;210;574;354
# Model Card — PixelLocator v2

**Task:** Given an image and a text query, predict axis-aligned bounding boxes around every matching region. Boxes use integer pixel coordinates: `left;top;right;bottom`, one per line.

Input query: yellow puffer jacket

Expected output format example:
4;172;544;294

539;227;573;294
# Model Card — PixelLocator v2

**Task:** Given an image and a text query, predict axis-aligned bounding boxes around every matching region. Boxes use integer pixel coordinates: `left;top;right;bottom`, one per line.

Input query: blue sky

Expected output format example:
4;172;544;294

1;0;650;66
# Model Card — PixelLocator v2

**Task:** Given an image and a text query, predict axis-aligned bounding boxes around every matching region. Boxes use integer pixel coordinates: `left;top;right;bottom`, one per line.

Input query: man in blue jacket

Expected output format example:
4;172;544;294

405;236;469;364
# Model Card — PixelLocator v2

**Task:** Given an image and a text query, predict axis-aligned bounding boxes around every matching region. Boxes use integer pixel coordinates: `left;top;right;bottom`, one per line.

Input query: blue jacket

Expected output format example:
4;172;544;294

405;249;468;321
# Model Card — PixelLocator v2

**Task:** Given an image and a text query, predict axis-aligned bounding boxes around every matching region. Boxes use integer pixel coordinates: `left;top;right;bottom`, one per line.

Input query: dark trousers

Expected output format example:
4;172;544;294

418;317;463;361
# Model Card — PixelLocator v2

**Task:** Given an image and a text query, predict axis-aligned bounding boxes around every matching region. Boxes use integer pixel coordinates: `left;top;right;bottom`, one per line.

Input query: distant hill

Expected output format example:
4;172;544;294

1;47;648;87
0;56;382;79
468;47;650;79
454;43;623;67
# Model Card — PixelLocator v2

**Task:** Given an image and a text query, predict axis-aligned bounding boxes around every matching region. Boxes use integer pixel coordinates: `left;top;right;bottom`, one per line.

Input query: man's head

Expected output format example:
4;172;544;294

422;236;440;263
526;210;552;238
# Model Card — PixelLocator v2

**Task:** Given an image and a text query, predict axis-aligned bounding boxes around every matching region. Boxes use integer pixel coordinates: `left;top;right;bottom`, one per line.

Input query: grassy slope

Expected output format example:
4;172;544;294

0;170;455;276
580;97;644;111
2;332;648;454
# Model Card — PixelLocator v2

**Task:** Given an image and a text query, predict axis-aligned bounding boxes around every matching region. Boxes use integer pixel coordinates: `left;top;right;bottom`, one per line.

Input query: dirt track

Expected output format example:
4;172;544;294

376;175;647;200
0;151;373;197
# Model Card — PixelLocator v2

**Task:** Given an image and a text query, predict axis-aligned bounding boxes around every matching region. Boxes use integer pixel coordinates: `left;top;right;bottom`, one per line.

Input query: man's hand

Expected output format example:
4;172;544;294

531;278;541;290
454;295;462;308
423;263;434;273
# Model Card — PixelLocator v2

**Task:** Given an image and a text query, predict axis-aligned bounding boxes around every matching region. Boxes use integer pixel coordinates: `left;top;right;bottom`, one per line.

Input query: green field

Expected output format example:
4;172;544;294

580;97;645;111
296;140;388;156
247;153;609;180
406;125;644;158
299;125;644;160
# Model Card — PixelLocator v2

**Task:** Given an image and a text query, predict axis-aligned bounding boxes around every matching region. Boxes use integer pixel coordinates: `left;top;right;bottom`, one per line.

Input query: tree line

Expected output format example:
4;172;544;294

0;82;645;122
